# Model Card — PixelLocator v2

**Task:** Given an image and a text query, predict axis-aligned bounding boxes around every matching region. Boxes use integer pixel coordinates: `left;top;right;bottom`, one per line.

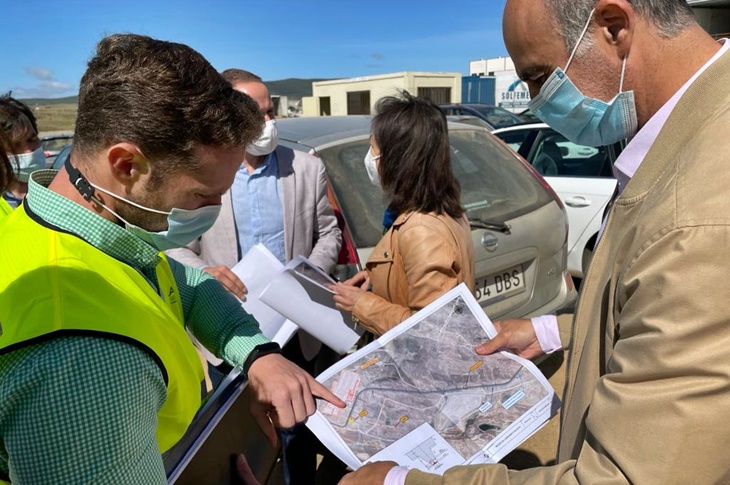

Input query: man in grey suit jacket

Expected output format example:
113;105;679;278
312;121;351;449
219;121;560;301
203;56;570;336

167;69;341;361
166;69;343;485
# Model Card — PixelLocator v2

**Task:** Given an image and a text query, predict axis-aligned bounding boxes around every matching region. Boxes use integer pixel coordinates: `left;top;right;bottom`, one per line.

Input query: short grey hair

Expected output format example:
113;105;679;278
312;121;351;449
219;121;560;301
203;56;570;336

545;0;696;53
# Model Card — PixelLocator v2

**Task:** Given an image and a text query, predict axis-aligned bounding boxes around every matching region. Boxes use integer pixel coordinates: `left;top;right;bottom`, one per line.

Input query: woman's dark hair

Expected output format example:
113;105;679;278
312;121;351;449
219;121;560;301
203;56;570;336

0;96;38;154
0;131;15;192
371;91;463;219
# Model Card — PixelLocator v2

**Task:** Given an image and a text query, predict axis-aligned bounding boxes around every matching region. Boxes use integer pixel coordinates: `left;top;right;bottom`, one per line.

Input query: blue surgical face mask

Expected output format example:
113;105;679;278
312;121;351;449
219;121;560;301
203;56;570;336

12;147;46;182
528;9;638;147
65;157;222;250
88;182;221;251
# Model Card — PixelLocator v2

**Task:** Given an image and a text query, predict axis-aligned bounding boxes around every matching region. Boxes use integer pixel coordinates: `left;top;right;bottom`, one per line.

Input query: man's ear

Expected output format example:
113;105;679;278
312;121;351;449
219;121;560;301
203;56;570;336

595;0;636;59
106;143;149;189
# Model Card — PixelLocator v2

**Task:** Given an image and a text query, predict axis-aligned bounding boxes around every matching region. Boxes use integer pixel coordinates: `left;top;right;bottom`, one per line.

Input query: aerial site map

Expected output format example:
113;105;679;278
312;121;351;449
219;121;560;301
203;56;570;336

310;285;558;474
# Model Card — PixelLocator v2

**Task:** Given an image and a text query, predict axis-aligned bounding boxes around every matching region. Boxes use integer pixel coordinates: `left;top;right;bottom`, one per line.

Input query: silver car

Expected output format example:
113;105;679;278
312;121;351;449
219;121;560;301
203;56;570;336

277;116;576;320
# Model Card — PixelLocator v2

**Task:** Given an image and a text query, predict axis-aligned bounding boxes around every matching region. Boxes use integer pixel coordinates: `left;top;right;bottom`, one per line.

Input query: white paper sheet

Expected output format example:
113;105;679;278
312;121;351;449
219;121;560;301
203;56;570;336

230;246;288;338
259;268;361;355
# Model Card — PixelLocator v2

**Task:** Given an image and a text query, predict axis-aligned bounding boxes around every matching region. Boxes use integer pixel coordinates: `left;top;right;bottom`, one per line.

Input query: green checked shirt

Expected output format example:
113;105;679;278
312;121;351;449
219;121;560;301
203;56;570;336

0;170;269;484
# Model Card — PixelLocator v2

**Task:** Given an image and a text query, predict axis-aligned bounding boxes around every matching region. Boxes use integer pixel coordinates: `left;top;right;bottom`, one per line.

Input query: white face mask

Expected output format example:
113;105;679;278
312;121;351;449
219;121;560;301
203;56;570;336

363;147;381;186
12;147;46;182
246;119;278;156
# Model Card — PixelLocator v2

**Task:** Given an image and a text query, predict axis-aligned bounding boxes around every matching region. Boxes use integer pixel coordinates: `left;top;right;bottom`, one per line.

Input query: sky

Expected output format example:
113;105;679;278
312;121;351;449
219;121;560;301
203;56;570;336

0;0;509;99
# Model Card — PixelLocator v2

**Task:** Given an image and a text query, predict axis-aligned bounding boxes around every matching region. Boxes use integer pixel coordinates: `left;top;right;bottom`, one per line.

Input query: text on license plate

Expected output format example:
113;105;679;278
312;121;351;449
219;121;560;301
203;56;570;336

475;265;525;303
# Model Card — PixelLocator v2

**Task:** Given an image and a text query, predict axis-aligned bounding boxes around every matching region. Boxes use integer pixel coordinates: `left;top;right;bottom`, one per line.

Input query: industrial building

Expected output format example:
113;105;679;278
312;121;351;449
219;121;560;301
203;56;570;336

301;72;461;117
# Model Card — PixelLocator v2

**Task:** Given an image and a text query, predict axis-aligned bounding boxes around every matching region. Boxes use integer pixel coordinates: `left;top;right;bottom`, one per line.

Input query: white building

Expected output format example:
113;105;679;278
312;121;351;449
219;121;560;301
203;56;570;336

469;57;529;113
301;72;462;117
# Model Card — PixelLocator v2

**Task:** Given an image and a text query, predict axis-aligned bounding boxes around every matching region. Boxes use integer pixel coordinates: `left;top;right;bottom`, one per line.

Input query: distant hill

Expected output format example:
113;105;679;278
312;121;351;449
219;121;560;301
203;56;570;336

17;78;335;106
21;95;78;106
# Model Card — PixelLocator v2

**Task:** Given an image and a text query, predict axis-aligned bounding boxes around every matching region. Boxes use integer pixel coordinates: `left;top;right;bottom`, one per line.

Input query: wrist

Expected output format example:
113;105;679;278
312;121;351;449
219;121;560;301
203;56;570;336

242;342;281;374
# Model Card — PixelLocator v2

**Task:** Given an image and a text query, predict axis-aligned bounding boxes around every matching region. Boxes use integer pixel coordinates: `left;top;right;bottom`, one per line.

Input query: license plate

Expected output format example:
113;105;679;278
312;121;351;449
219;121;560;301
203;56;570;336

475;265;525;304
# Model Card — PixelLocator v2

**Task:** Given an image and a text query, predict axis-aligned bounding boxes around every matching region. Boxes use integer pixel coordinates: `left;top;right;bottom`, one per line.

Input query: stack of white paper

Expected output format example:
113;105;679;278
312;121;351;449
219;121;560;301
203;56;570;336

228;245;361;355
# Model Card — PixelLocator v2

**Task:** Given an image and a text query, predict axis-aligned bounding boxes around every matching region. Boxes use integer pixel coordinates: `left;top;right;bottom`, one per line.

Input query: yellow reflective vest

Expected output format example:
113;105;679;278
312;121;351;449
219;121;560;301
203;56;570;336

0;204;204;457
0;198;12;216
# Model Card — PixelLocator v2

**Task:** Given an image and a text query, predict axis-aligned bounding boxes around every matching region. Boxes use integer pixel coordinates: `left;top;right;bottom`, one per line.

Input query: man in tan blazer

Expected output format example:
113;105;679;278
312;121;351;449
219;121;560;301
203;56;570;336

166;69;343;485
342;1;730;484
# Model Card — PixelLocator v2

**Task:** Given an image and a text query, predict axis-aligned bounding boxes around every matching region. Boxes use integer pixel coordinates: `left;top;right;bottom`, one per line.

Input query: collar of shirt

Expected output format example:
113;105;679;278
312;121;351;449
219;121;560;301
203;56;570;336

26;169;161;272
239;150;279;177
614;39;729;192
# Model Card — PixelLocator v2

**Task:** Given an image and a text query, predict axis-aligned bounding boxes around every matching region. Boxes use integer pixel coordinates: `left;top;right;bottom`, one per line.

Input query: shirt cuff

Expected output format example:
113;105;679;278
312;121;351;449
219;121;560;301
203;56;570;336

531;314;562;354
384;466;410;485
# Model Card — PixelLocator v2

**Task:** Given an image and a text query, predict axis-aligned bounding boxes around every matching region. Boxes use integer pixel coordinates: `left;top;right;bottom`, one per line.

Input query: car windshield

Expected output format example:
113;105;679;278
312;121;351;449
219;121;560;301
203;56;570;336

317;128;552;248
42;137;72;153
51;145;73;170
493;130;531;153
473;107;522;128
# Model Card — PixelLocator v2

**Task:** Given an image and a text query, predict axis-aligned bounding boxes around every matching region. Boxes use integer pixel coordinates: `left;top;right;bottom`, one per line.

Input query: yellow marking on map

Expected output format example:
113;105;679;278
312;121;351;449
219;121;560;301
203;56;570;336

360;357;380;370
352;409;369;422
470;360;484;372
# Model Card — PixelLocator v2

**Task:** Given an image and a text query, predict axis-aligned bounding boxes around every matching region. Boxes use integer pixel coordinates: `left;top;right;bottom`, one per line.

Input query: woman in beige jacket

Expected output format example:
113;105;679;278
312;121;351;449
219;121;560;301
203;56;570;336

331;92;475;336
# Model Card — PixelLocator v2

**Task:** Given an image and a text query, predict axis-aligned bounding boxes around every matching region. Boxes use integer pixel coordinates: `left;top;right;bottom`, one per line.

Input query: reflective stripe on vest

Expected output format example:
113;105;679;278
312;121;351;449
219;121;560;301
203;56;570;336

0;204;203;459
0;199;12;217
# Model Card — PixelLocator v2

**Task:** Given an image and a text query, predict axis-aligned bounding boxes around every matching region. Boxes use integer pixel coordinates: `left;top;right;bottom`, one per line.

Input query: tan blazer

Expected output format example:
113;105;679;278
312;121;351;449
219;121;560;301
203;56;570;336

167;146;341;359
406;49;730;484
352;211;475;336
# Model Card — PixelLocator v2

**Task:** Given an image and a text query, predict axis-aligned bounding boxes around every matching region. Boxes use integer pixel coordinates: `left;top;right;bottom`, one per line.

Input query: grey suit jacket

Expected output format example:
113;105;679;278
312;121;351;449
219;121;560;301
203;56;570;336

167;145;342;359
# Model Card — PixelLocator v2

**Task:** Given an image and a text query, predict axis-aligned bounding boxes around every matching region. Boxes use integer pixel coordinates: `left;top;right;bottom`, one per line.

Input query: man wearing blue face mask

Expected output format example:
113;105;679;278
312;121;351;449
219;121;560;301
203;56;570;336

0;96;44;211
167;68;344;485
0;34;345;484
346;0;730;484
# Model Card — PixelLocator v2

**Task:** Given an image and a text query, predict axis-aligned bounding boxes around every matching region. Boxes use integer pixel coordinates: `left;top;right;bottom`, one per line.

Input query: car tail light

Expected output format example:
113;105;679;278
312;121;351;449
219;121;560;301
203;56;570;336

326;180;360;266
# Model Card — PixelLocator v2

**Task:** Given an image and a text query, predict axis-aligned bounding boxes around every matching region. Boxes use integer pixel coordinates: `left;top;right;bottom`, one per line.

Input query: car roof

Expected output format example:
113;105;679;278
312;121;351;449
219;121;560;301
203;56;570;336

276;115;478;150
491;122;550;134
439;103;500;108
41;133;74;140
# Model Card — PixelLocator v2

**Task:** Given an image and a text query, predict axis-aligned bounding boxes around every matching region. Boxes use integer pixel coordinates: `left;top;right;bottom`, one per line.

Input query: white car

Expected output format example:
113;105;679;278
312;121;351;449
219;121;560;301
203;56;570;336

493;123;622;280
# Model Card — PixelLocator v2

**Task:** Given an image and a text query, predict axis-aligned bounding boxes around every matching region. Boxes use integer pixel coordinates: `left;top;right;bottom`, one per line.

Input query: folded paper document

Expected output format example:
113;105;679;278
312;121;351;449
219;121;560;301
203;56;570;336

228;245;361;354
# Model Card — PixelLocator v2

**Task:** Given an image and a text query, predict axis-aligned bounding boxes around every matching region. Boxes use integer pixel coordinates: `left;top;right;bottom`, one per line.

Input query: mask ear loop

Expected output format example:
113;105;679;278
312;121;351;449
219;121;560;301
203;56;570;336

565;8;597;72
619;54;627;92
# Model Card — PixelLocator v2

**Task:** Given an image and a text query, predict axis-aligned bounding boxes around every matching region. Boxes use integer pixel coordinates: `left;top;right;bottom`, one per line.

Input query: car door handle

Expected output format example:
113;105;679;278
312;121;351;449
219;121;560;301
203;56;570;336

565;196;592;208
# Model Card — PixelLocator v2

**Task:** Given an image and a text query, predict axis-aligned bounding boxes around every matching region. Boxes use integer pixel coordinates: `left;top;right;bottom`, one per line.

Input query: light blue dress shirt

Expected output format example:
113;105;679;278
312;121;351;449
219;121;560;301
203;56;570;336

231;151;286;264
3;191;22;209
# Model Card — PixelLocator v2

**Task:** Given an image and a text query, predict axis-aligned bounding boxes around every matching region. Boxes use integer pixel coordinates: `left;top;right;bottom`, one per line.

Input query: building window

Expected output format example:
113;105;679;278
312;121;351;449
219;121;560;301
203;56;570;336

418;87;452;104
320;97;331;116
347;91;371;115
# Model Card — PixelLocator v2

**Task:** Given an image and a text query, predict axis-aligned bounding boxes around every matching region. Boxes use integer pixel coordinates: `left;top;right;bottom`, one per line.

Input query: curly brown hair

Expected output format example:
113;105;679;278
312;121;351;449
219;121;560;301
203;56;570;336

74;34;262;182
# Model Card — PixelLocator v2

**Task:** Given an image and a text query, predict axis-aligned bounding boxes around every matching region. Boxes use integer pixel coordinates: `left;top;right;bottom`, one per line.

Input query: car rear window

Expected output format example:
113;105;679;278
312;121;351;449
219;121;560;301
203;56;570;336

317;128;552;249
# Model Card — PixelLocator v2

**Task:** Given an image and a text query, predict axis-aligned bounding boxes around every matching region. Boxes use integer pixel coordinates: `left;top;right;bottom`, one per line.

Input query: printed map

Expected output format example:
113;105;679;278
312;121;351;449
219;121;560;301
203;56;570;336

318;295;551;464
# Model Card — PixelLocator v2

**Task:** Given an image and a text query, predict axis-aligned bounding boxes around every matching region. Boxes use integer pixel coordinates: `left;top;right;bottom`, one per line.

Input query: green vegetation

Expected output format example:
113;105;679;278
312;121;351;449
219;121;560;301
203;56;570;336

33;104;77;134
